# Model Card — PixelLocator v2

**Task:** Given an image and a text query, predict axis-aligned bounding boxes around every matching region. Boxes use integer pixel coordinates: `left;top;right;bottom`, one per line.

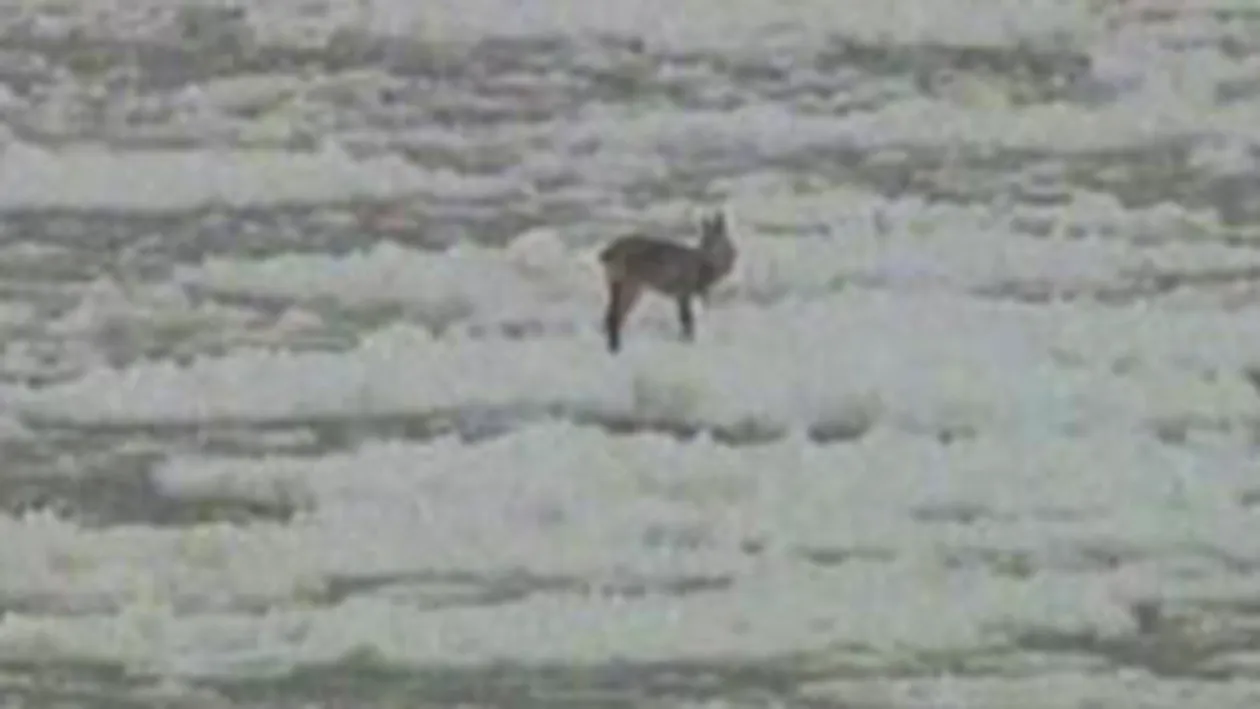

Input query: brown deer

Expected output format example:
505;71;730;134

598;211;737;353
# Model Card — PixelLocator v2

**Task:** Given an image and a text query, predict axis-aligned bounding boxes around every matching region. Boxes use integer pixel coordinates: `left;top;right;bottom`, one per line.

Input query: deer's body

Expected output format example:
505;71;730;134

598;211;736;353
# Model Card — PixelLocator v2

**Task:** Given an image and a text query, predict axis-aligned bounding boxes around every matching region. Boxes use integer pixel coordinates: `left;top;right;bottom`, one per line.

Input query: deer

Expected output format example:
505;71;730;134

598;210;736;353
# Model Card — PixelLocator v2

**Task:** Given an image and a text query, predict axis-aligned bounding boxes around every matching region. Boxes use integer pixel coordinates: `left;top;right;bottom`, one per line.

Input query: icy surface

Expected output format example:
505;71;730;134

0;143;461;212
2;0;1260;707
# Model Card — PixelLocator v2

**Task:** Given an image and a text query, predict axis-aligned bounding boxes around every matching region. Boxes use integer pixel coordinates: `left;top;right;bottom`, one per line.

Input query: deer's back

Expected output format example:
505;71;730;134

600;236;710;297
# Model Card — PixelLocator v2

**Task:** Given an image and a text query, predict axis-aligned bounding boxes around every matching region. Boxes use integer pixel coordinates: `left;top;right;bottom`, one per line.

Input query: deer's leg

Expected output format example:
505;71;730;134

677;295;695;342
604;280;623;353
604;279;642;353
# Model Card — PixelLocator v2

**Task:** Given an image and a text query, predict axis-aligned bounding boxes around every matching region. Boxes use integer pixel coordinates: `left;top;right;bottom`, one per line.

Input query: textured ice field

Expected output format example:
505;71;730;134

2;0;1260;707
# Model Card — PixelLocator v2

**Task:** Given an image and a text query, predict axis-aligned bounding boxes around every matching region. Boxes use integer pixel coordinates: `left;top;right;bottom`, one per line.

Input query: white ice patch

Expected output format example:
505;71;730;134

177;237;590;331
46;278;259;339
0;301;38;342
0;410;31;441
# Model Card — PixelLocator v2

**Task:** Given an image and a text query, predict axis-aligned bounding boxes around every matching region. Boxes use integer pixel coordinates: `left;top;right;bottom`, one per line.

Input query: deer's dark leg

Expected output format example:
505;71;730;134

605;281;623;353
605;280;643;354
677;295;695;342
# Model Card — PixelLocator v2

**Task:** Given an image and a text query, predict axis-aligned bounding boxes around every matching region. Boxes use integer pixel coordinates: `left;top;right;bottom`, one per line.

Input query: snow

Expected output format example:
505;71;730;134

13;289;1260;438
0;0;1259;703
173;188;1254;323
146;423;1260;565
24;185;1258;440
2;420;1255;675
0;419;1256;677
0;566;1133;675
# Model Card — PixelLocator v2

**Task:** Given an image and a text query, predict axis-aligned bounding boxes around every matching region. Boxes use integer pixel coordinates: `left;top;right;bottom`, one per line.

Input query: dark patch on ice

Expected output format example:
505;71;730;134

1242;368;1260;399
1236;488;1260;509
813;35;1091;102
969;262;1260;307
797;547;896;568
19;403;875;455
910;503;996;525
204;654;838;709
314;569;733;611
0;456;297;529
1007;617;1260;680
0;430;303;527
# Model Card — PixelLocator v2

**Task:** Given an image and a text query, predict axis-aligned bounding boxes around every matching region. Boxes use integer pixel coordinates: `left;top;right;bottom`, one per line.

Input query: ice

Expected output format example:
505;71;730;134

177;239;570;327
0;411;30;441
0;512;310;614
565;95;1260;157
0;141;497;212
16;284;1260;437
174;187;1259;324
72;187;1260;442
2;0;1260;696
147;422;1260;559
45;277;260;340
839;95;1260;151
509;44;1255;164
1;419;1256;676
0;0;1186;54
0;301;37;335
177;73;307;117
0;564;1135;676
162;0;1095;53
14;256;1260;676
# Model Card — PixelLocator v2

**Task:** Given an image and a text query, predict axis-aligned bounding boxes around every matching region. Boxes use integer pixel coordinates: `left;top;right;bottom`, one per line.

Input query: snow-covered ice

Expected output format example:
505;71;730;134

1;0;1260;706
0;422;1245;671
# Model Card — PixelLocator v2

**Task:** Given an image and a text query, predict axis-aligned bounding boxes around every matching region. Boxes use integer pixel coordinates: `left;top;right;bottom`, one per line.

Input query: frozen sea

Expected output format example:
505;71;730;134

3;0;1260;706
